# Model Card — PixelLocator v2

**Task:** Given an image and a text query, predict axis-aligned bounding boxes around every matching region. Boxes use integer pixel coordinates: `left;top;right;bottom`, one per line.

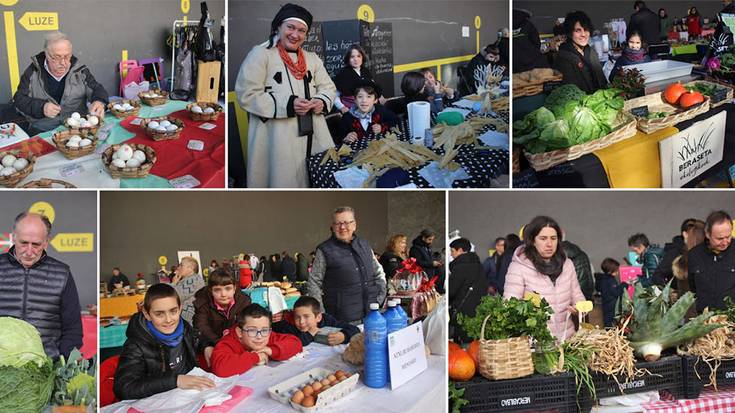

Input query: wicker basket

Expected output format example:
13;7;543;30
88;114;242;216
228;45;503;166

512;68;563;98
138;89;168;106
524;112;638;171
102;144;156;179
187;102;223;121
684;80;734;109
623;92;711;134
512;147;521;173
140;117;185;141
477;314;535;381
64;115;103;137
107;99;141;118
0;150;35;187
52;130;97;159
22;178;76;188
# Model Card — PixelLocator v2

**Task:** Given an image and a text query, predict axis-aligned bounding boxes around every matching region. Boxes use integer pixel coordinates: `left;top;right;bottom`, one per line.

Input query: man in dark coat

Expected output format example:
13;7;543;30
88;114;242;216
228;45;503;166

448;238;488;344
629;1;661;46
652;218;701;287
562;239;595;300
689;211;735;313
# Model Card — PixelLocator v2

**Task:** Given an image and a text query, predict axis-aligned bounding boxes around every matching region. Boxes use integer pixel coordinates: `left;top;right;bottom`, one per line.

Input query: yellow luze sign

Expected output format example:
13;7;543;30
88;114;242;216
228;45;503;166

50;233;94;252
19;12;58;31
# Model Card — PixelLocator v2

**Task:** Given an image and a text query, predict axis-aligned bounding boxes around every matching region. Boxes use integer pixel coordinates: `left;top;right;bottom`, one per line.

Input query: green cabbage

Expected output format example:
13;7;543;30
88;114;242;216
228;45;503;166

544;84;586;117
0;317;48;368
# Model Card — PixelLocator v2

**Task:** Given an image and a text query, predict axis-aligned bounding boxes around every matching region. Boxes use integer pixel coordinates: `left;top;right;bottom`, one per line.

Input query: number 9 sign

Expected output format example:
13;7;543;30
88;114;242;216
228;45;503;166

181;0;190;14
357;4;375;23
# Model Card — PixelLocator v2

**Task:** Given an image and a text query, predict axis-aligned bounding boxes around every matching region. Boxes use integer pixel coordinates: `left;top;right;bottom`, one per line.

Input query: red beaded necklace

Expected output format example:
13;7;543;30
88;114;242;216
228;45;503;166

277;41;307;80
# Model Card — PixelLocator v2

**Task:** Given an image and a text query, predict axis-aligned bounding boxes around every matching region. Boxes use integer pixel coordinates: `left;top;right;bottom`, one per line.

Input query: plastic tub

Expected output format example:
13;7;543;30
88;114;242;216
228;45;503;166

626;60;694;84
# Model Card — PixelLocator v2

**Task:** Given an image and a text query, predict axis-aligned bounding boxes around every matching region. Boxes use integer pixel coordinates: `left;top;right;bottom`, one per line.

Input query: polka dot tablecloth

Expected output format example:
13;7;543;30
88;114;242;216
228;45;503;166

308;110;509;188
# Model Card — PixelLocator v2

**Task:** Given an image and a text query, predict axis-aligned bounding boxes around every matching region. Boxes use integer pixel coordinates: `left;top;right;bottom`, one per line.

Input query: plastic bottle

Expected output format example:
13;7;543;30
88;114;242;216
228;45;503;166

364;303;388;388
392;299;409;327
385;300;403;335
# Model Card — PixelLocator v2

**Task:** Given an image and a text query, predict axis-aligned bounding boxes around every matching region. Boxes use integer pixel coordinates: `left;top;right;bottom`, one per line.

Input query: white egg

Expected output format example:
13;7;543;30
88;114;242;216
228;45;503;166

79;138;93;147
116;145;133;161
156;126;168;133
68;135;82;143
0;166;15;176
1;154;16;167
67;118;80;127
192;105;203;113
165;124;178;132
111;158;126;168
12;158;28;171
125;158;141;168
88;116;99;126
71;112;81;120
113;104;123;111
203;107;215;114
160;120;171;127
66;140;80;148
123;104;134;110
80;121;92;128
147;121;160;129
132;150;146;163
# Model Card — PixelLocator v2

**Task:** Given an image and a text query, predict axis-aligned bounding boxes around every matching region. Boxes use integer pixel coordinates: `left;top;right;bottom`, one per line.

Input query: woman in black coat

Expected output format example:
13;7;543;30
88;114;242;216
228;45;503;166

333;45;377;113
552;11;608;93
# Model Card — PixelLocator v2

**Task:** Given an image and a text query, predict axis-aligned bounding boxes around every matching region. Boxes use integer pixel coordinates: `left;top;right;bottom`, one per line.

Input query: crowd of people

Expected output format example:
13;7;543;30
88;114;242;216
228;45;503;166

449;210;735;344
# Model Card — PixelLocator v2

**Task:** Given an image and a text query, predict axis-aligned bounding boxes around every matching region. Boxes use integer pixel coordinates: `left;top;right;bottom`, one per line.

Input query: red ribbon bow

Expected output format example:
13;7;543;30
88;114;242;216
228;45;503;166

417;276;439;292
401;258;423;274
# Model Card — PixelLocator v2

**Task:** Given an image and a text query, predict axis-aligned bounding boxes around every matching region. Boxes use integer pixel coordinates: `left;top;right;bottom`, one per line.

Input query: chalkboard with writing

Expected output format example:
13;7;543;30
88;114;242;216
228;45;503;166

322;20;362;78
301;21;324;56
365;21;395;97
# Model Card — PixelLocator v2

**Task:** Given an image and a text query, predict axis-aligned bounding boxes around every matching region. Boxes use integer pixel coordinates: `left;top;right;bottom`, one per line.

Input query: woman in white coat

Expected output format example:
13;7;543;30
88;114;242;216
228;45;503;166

235;3;336;188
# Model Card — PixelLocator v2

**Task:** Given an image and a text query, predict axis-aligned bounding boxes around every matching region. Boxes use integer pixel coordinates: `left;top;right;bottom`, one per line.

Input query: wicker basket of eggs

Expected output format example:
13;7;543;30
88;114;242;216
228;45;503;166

64;112;103;136
22;178;76;188
0;151;35;187
52;130;97;159
102;143;156;179
187;102;222;121
141;117;184;141
108;100;141;118
138;89;168;106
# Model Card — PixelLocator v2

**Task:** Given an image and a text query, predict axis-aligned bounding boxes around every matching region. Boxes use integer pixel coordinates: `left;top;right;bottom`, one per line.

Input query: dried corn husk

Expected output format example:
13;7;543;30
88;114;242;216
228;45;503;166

681;314;735;390
352;135;439;171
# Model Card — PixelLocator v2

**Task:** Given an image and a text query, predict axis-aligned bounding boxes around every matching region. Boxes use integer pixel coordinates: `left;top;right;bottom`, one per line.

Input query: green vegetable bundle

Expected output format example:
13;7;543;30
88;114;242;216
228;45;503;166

456;295;555;348
0;317;54;413
513;85;625;154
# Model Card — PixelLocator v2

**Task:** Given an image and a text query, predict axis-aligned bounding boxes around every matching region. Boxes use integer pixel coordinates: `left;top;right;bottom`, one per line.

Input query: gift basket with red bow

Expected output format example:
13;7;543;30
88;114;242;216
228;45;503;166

410;275;440;320
392;258;428;294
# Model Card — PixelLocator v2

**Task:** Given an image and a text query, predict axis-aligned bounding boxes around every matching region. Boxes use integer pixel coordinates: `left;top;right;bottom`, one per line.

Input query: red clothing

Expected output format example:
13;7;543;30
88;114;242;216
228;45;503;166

210;326;303;377
686;15;702;37
239;261;253;288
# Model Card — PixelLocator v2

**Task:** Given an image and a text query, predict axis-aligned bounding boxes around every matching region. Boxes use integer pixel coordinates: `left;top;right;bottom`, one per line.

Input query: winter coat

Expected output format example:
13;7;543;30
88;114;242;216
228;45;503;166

660;16;673;40
410;236;438;279
594;272;628;328
688;239;735;313
652;235;686;287
449;252;489;318
638;245;664;287
296;254;309;282
609;48;651;82
108;273;131;292
281;255;297;282
553;41;608;94
171;274;206;325
379;251;405;279
339;105;399;144
492;251;514;296
13;52;109;131
210;325;302;377
192;287;252;350
512;9;549;74
629;6;661;46
561;241;595;301
235;41;336;188
113;312;199;400
333;66;376;109
482;254;500;287
686;15;703;38
503;246;586;342
715;4;735;45
273;310;360;346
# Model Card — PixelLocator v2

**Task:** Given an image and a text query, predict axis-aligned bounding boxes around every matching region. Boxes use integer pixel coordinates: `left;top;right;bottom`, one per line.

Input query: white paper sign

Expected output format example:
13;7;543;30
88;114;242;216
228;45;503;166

659;110;726;187
187;140;205;151
169;174;201;188
462;26;470;37
130;118;143;126
59;163;84;178
387;323;427;389
199;122;217;130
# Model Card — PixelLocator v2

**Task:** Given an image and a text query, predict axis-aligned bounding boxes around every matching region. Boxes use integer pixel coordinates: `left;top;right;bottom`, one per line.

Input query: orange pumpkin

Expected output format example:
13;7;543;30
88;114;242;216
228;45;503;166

679;92;705;109
664;83;687;105
448;341;461;352
467;340;480;368
448;347;476;381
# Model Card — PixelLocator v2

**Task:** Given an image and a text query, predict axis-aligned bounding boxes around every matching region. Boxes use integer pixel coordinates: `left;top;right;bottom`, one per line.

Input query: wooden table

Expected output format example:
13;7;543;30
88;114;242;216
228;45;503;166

99;294;144;318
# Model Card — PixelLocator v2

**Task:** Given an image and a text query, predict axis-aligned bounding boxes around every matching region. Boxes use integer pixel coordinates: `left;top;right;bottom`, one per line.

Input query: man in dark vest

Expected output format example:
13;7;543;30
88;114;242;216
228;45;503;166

0;212;82;359
307;206;387;324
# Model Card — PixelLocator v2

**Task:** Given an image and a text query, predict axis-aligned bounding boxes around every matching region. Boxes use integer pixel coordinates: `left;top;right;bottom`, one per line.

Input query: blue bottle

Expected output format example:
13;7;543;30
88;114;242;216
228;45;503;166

392;299;409;327
364;303;388;388
385;300;404;334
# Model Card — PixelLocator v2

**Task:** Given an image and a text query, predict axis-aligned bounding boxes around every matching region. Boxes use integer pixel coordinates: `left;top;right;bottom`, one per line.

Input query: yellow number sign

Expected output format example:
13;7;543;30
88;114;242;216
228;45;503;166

29;201;55;223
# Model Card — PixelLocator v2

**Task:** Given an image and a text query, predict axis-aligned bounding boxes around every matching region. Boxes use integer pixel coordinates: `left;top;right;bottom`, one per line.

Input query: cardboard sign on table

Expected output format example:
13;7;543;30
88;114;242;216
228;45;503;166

659;103;726;188
387;322;428;390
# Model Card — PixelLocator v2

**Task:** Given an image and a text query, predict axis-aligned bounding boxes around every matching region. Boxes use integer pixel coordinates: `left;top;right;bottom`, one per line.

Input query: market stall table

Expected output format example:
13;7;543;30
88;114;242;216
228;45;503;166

308;112;509;188
99;294;145;318
3;100;224;188
642;385;735;412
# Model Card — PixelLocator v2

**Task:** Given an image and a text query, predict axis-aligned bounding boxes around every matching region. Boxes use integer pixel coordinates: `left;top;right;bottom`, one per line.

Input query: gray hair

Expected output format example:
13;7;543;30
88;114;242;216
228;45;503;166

44;31;70;52
13;212;52;238
333;206;355;216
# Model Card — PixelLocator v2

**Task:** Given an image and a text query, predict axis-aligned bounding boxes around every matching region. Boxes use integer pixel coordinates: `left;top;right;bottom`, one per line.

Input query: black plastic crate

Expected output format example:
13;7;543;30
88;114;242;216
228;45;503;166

454;372;576;412
682;355;735;399
576;355;684;412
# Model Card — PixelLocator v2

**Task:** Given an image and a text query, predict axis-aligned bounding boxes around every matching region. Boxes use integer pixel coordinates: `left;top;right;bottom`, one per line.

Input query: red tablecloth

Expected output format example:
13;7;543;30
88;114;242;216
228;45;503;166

80;314;97;359
644;385;735;412
119;110;225;187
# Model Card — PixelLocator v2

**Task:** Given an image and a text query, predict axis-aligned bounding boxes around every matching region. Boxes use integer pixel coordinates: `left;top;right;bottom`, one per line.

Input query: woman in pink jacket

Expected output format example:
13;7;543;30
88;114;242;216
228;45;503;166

503;216;586;343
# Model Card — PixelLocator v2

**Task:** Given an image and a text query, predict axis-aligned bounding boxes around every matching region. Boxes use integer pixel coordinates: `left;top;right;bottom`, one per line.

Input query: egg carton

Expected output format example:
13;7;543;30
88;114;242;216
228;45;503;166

187;102;222;121
52;130;97;159
268;367;359;412
141;117;185;141
108;99;141;119
0;150;35;187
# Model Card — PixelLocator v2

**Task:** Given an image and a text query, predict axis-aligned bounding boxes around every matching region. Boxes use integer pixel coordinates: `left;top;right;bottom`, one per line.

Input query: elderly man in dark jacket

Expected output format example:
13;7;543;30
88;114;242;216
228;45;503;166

689;211;735;313
0;212;82;360
629;1;661;46
13;31;108;133
562;239;595;300
449;238;488;343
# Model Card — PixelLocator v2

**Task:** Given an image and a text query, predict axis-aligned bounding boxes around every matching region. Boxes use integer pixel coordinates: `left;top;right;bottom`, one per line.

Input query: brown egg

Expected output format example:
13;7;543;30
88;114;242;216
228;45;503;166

320;378;331;387
291;390;305;404
343;372;351;378
321;385;331;393
302;385;314;396
327;374;337;383
335;370;346;377
302;395;316;407
312;381;323;391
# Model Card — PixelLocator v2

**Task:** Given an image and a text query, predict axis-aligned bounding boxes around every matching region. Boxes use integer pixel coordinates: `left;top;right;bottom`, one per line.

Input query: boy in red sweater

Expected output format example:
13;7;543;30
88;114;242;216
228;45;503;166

210;303;302;377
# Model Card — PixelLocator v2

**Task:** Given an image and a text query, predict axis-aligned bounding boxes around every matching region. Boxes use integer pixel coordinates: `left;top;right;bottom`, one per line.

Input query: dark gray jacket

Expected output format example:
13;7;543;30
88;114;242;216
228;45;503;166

12;51;108;128
688;239;735;313
0;246;82;360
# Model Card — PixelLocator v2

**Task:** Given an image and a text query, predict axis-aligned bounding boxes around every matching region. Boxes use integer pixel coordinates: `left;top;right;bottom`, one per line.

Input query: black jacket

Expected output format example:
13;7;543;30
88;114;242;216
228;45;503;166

114;312;199;400
339;105;399;143
629;6;661;46
409;236;438;279
273;310;360;346
562;241;595;300
688;239;735;313
379;251;404;278
652;235;686;287
0;247;82;360
553;41;608;94
595;272;628;327
333;66;376;97
449;252;488;343
512;9;549;74
281;256;297;282
108;273;131;292
493;250;514;295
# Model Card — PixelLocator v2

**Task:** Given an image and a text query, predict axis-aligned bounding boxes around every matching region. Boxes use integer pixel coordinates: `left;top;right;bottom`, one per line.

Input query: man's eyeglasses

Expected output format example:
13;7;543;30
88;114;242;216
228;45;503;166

332;220;355;228
241;327;271;338
48;54;71;63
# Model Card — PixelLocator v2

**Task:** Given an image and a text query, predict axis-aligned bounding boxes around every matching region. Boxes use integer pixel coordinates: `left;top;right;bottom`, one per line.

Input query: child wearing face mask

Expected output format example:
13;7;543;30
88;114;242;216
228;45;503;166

608;31;651;82
339;80;398;144
273;296;360;346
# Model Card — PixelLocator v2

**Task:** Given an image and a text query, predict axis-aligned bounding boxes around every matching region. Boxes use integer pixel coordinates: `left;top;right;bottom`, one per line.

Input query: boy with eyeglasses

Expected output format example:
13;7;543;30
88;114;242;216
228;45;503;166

210;304;302;377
